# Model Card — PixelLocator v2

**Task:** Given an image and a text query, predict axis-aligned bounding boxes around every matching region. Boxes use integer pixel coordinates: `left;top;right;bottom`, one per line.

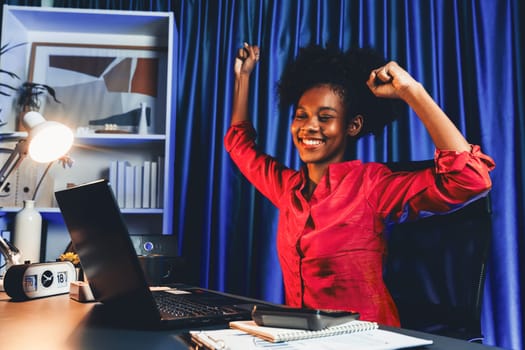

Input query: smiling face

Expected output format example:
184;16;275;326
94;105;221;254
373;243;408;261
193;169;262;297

291;85;360;169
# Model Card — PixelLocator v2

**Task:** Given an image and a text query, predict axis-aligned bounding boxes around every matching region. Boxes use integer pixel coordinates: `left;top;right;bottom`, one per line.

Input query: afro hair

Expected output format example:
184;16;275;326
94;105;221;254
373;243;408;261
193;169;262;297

277;45;401;137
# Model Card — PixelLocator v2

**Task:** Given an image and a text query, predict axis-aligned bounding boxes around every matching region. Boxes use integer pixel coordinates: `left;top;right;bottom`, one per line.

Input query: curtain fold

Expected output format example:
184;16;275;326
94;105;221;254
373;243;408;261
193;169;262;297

2;1;523;348
174;3;524;349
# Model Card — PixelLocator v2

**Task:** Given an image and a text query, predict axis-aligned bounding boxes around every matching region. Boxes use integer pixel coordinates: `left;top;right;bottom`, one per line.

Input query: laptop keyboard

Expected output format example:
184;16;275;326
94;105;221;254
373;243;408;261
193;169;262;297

154;291;227;318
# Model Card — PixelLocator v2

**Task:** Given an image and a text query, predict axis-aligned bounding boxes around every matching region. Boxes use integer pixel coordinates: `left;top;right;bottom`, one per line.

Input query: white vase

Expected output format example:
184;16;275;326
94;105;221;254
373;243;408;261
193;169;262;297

138;102;148;135
13;200;42;264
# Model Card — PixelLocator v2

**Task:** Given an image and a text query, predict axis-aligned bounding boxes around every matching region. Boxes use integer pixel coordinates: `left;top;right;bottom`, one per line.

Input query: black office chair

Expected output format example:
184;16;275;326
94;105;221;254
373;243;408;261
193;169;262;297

382;160;492;343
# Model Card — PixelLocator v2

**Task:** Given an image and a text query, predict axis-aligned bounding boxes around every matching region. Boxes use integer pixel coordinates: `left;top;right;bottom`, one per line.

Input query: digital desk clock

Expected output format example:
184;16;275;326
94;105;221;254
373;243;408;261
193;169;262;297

3;261;76;300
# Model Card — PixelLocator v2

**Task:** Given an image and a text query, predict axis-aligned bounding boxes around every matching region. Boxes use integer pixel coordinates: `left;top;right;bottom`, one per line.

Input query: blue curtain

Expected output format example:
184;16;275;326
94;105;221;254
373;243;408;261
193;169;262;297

3;1;523;349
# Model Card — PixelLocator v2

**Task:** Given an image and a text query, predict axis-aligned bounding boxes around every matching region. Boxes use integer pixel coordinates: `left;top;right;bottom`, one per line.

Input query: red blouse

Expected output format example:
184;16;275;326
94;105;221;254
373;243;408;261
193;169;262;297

224;121;495;327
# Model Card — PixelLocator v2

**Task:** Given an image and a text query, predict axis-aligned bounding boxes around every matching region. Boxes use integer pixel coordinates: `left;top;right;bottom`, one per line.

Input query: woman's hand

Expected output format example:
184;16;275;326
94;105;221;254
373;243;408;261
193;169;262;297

230;43;260;125
366;61;422;100
367;61;471;152
234;43;260;77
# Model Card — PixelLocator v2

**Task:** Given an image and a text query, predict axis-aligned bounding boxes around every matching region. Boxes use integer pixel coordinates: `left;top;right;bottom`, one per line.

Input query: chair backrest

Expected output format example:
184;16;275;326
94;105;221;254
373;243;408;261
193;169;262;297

382;160;492;342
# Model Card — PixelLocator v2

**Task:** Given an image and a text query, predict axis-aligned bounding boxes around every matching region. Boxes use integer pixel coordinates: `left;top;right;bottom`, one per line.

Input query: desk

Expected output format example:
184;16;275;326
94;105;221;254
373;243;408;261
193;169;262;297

0;291;505;350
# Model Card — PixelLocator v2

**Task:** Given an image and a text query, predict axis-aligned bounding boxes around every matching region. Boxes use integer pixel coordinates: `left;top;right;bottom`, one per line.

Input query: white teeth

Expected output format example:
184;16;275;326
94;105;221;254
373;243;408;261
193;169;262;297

302;139;323;145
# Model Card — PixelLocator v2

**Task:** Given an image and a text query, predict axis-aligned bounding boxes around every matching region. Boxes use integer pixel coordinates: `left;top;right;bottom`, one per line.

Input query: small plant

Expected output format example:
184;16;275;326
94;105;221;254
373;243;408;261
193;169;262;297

0;42;24;97
1;42;26;126
17;82;60;112
59;251;80;266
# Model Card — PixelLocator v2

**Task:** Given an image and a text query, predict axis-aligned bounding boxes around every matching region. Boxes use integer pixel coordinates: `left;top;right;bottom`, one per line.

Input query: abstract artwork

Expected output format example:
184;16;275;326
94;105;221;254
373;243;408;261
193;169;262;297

28;43;167;133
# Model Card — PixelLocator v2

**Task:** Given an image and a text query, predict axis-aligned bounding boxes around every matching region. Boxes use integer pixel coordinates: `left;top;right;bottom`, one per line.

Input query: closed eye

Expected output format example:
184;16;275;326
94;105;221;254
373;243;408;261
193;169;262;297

318;114;334;122
293;113;307;120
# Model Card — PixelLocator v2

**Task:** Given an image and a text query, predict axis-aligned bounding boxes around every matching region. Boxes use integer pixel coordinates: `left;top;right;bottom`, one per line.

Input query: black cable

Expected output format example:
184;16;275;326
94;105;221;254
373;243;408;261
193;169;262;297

32;161;54;201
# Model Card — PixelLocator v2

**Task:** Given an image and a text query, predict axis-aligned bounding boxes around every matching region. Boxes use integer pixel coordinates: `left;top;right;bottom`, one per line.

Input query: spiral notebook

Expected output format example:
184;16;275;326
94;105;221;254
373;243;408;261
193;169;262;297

190;320;434;349
229;319;379;342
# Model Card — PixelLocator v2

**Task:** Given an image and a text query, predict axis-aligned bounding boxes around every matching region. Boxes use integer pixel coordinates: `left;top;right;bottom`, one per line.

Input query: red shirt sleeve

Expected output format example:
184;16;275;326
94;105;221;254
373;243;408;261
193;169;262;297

370;146;495;224
224;121;297;207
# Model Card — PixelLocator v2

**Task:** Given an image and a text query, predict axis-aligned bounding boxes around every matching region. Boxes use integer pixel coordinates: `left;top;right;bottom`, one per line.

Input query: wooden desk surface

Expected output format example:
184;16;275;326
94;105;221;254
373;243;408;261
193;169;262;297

0;291;191;350
0;291;505;350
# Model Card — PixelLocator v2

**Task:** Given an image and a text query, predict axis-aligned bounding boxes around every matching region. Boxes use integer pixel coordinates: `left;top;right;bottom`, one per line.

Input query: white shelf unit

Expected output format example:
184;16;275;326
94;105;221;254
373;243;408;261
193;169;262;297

0;5;176;260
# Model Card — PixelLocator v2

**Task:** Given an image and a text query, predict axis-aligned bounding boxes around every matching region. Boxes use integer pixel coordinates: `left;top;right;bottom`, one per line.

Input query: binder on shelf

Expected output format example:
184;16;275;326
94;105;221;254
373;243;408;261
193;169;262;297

117;160;130;208
134;165;142;209
142;160;151;208
157;155;164;208
124;164;135;209
106;159;163;210
150;161;158;209
109;161;118;195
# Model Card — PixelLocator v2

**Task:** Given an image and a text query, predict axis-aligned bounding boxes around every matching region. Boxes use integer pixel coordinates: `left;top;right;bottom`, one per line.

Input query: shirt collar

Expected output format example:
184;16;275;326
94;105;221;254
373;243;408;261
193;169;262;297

297;160;363;195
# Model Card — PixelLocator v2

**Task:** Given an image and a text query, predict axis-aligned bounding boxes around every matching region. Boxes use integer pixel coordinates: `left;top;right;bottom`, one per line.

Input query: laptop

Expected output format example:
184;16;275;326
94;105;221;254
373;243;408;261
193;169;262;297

54;179;262;329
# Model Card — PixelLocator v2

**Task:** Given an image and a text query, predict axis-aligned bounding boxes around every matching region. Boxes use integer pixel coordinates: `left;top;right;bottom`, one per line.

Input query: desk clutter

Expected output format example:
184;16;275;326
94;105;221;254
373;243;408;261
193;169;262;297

69;280;95;302
190;320;434;349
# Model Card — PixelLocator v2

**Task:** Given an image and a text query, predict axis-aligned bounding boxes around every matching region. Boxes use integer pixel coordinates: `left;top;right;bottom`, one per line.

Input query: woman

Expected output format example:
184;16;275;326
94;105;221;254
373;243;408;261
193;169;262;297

224;43;494;326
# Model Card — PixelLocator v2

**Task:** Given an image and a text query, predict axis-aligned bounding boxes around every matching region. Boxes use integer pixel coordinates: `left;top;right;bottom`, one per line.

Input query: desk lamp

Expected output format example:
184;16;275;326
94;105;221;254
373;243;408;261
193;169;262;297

0;111;73;285
0;110;74;193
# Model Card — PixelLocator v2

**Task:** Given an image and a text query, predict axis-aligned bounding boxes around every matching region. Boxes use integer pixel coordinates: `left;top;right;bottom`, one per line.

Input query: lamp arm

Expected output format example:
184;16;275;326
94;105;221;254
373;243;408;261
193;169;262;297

0;140;28;194
0;236;21;267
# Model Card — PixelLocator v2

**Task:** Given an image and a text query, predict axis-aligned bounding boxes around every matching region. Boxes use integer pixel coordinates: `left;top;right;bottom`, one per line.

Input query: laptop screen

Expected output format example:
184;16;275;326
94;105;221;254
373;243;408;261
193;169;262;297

55;179;153;306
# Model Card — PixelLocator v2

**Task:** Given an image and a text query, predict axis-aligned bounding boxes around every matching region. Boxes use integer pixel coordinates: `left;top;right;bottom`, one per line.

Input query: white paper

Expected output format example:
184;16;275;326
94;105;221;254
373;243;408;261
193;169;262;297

190;328;433;350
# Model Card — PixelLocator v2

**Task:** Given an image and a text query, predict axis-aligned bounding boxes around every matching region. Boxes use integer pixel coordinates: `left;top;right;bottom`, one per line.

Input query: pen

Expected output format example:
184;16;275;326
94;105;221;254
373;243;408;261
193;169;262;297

190;331;230;350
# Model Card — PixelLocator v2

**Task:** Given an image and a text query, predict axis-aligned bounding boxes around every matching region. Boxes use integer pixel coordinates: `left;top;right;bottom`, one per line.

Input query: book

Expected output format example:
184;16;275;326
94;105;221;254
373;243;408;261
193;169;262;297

134;165;142;209
108;161;118;193
142;161;151;208
117;160;130;208
189;326;434;350
229;319;378;342
124;164;135;209
150;161;158;208
156;155;164;208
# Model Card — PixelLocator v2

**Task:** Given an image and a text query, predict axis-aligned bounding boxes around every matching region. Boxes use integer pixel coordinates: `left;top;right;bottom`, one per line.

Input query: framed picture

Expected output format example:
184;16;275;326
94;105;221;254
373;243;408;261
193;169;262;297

28;42;168;134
